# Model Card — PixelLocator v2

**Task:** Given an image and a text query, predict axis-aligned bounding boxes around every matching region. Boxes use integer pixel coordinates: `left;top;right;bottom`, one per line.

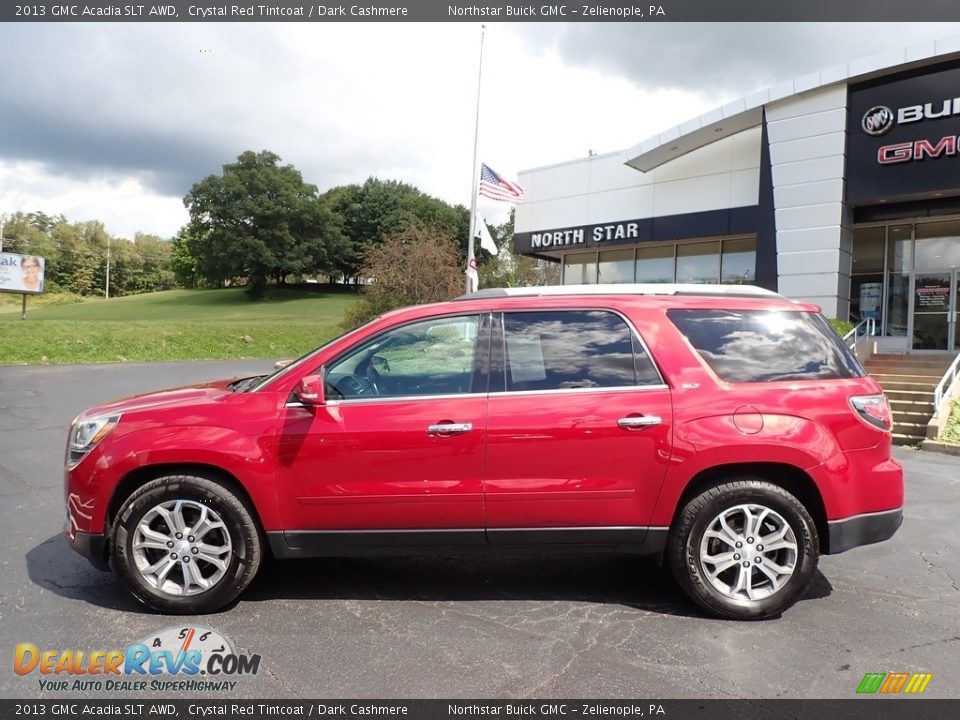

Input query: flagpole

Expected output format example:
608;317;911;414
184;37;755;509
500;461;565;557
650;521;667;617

466;25;486;294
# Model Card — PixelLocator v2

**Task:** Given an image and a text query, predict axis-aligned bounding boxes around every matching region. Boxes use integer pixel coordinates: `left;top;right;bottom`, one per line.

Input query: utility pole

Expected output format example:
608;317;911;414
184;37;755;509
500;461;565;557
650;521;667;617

0;217;5;253
105;235;111;299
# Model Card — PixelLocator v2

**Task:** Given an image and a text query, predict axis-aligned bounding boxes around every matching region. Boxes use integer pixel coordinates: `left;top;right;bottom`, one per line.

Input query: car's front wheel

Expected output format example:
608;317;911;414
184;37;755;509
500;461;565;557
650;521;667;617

111;474;263;614
669;479;819;620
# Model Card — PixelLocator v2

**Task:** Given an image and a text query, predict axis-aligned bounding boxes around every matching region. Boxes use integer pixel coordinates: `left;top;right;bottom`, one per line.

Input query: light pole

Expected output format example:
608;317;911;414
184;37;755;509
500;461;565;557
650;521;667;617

104;235;111;299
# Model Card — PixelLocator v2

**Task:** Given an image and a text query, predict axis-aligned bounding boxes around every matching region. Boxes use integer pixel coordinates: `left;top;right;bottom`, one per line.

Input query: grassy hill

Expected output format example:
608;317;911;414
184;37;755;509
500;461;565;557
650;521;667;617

0;287;358;365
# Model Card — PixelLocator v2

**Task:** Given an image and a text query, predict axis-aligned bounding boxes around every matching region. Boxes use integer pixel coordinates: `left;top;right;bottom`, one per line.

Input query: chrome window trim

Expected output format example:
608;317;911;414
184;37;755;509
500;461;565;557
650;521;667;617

323;392;490;407
498;305;668;388
299;383;670;407
299;306;670;406
487;384;669;399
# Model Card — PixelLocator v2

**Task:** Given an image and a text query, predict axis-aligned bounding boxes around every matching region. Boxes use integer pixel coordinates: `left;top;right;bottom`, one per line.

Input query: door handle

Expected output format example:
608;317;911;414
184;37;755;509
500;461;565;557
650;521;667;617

427;423;473;435
617;416;662;429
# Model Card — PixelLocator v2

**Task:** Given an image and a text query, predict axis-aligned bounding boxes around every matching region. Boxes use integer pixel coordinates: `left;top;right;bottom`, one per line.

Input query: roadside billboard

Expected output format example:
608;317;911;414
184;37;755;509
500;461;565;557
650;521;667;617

0;252;46;294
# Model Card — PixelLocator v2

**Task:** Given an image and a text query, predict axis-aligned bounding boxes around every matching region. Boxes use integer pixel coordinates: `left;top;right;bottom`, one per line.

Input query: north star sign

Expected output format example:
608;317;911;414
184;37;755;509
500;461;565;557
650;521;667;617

530;222;642;249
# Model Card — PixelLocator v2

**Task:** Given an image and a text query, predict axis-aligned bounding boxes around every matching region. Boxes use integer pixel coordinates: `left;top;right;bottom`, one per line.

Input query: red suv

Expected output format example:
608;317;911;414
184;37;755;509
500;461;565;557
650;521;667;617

64;285;903;619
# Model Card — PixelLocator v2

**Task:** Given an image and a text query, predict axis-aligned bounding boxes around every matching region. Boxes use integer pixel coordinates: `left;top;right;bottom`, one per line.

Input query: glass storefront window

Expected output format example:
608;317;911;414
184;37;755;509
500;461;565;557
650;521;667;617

635;245;675;283
886;273;909;337
676;242;720;284
887;225;912;273
563;252;597;284
850;275;884;324
852;227;885;274
720;238;756;284
915;220;960;270
598;249;635;283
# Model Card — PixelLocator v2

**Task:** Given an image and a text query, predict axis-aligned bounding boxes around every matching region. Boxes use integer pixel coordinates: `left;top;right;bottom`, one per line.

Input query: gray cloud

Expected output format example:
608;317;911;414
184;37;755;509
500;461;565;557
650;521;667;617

520;23;960;100
4;21;960;223
0;98;227;196
0;24;307;197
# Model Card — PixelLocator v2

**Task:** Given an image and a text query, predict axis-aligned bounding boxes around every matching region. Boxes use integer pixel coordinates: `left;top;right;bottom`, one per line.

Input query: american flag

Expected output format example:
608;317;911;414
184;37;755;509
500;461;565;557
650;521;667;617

479;163;526;203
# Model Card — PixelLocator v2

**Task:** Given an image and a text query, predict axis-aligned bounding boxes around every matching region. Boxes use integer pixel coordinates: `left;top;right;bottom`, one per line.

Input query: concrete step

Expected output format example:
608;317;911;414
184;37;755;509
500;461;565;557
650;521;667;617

883;389;936;402
869;372;949;381
892;433;926;445
866;363;954;373
875;380;942;391
869;353;957;361
893;421;929;433
867;353;956;363
890;409;935;421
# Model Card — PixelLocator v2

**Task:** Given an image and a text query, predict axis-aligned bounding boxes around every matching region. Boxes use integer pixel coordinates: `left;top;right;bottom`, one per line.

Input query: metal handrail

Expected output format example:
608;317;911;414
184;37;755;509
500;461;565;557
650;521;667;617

932;352;960;419
842;317;876;350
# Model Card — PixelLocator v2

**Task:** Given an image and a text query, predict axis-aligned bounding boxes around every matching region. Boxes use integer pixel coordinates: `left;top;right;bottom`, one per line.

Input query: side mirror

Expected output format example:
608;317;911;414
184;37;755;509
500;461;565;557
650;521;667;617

296;374;325;406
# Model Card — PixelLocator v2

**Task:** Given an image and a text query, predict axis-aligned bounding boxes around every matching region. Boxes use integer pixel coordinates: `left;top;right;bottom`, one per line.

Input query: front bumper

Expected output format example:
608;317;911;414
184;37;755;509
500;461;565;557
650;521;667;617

826;508;902;554
64;522;109;571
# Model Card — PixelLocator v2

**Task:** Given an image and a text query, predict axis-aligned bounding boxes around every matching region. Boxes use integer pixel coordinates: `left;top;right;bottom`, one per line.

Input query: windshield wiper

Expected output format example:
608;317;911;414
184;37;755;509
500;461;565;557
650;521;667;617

229;375;267;392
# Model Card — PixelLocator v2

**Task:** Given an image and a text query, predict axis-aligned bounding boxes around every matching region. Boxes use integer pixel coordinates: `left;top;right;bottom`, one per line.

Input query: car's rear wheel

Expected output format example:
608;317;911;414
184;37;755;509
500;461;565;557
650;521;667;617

111;474;262;614
669;479;818;620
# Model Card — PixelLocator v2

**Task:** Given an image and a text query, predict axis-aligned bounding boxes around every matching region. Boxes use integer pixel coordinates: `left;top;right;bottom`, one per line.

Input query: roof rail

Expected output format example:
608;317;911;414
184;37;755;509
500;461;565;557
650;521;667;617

455;283;784;301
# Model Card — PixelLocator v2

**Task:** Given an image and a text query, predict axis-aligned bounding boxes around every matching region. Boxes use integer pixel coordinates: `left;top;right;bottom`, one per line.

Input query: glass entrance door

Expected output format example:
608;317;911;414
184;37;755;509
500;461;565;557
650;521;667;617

955;277;960;352
910;271;957;351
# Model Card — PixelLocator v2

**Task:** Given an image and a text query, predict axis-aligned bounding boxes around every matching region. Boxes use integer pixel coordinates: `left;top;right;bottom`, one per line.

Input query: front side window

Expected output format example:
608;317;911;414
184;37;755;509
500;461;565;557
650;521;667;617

325;315;481;399
501;310;660;392
668;309;864;383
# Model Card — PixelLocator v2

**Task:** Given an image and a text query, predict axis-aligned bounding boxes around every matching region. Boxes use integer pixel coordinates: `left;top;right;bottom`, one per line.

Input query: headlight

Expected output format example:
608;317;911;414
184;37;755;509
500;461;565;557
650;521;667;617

67;414;121;466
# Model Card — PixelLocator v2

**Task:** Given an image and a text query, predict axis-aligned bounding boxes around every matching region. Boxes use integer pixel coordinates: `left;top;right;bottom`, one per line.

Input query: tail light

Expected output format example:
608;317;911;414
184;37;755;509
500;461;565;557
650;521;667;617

850;395;892;431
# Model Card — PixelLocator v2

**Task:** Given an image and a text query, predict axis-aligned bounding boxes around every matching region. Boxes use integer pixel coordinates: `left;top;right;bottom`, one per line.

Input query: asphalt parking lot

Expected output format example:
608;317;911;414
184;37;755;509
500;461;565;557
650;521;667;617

1;361;958;699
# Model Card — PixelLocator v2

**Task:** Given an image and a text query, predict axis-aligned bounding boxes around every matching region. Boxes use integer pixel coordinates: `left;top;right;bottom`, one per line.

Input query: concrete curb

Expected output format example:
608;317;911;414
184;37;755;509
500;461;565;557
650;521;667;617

920;439;960;456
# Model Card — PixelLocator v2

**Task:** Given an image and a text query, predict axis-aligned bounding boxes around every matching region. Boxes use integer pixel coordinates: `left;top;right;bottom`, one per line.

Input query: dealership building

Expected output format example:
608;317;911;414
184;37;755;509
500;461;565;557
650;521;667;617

513;41;960;353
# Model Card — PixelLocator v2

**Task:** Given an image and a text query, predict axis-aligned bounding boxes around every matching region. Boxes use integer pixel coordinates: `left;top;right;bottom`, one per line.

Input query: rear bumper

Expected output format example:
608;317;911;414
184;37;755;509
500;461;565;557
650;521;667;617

826;508;902;554
64;522;109;571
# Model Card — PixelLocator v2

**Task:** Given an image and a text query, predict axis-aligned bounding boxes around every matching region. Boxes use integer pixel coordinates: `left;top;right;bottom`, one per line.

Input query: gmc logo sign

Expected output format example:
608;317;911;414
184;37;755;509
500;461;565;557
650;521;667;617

878;135;959;164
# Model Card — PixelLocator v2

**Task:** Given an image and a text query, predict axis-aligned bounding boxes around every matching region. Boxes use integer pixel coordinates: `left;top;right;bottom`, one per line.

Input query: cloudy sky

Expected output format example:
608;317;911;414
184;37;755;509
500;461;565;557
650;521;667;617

1;21;959;239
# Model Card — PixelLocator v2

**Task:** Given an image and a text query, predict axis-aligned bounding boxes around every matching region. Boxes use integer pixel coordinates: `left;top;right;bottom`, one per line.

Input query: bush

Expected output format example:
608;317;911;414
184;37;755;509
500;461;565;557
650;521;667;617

942;398;960;445
343;224;464;328
828;318;856;337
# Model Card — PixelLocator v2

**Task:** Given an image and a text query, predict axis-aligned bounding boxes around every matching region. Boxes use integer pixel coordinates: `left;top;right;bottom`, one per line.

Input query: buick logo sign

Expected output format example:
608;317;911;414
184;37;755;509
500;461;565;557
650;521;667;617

862;106;895;136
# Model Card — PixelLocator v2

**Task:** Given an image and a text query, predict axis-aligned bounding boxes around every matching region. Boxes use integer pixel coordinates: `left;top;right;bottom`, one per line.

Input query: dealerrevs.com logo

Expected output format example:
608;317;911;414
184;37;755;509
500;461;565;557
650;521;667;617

862;106;895;136
13;626;260;692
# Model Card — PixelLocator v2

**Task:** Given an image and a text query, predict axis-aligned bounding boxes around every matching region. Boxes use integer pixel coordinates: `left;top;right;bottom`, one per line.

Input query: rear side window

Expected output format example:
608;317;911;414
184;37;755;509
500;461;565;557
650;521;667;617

667;309;865;382
501;310;661;391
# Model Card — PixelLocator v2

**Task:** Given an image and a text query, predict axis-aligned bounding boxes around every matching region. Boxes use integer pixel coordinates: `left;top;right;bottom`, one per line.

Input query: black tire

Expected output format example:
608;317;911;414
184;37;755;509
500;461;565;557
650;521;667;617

110;474;263;614
669;479;819;620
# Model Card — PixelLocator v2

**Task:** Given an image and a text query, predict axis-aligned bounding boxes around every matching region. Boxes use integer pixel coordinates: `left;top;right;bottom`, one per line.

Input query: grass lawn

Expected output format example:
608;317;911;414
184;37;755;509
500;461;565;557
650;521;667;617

0;287;358;365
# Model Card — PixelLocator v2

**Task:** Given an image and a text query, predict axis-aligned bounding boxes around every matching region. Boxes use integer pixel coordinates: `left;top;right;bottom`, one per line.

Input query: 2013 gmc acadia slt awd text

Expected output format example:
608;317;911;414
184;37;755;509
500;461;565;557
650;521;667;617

64;285;903;619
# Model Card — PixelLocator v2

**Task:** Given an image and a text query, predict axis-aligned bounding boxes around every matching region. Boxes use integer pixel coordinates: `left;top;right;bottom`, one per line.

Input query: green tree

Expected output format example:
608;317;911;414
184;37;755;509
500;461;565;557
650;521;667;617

184;150;341;297
321;178;470;280
171;227;202;289
133;233;175;292
106;237;141;295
